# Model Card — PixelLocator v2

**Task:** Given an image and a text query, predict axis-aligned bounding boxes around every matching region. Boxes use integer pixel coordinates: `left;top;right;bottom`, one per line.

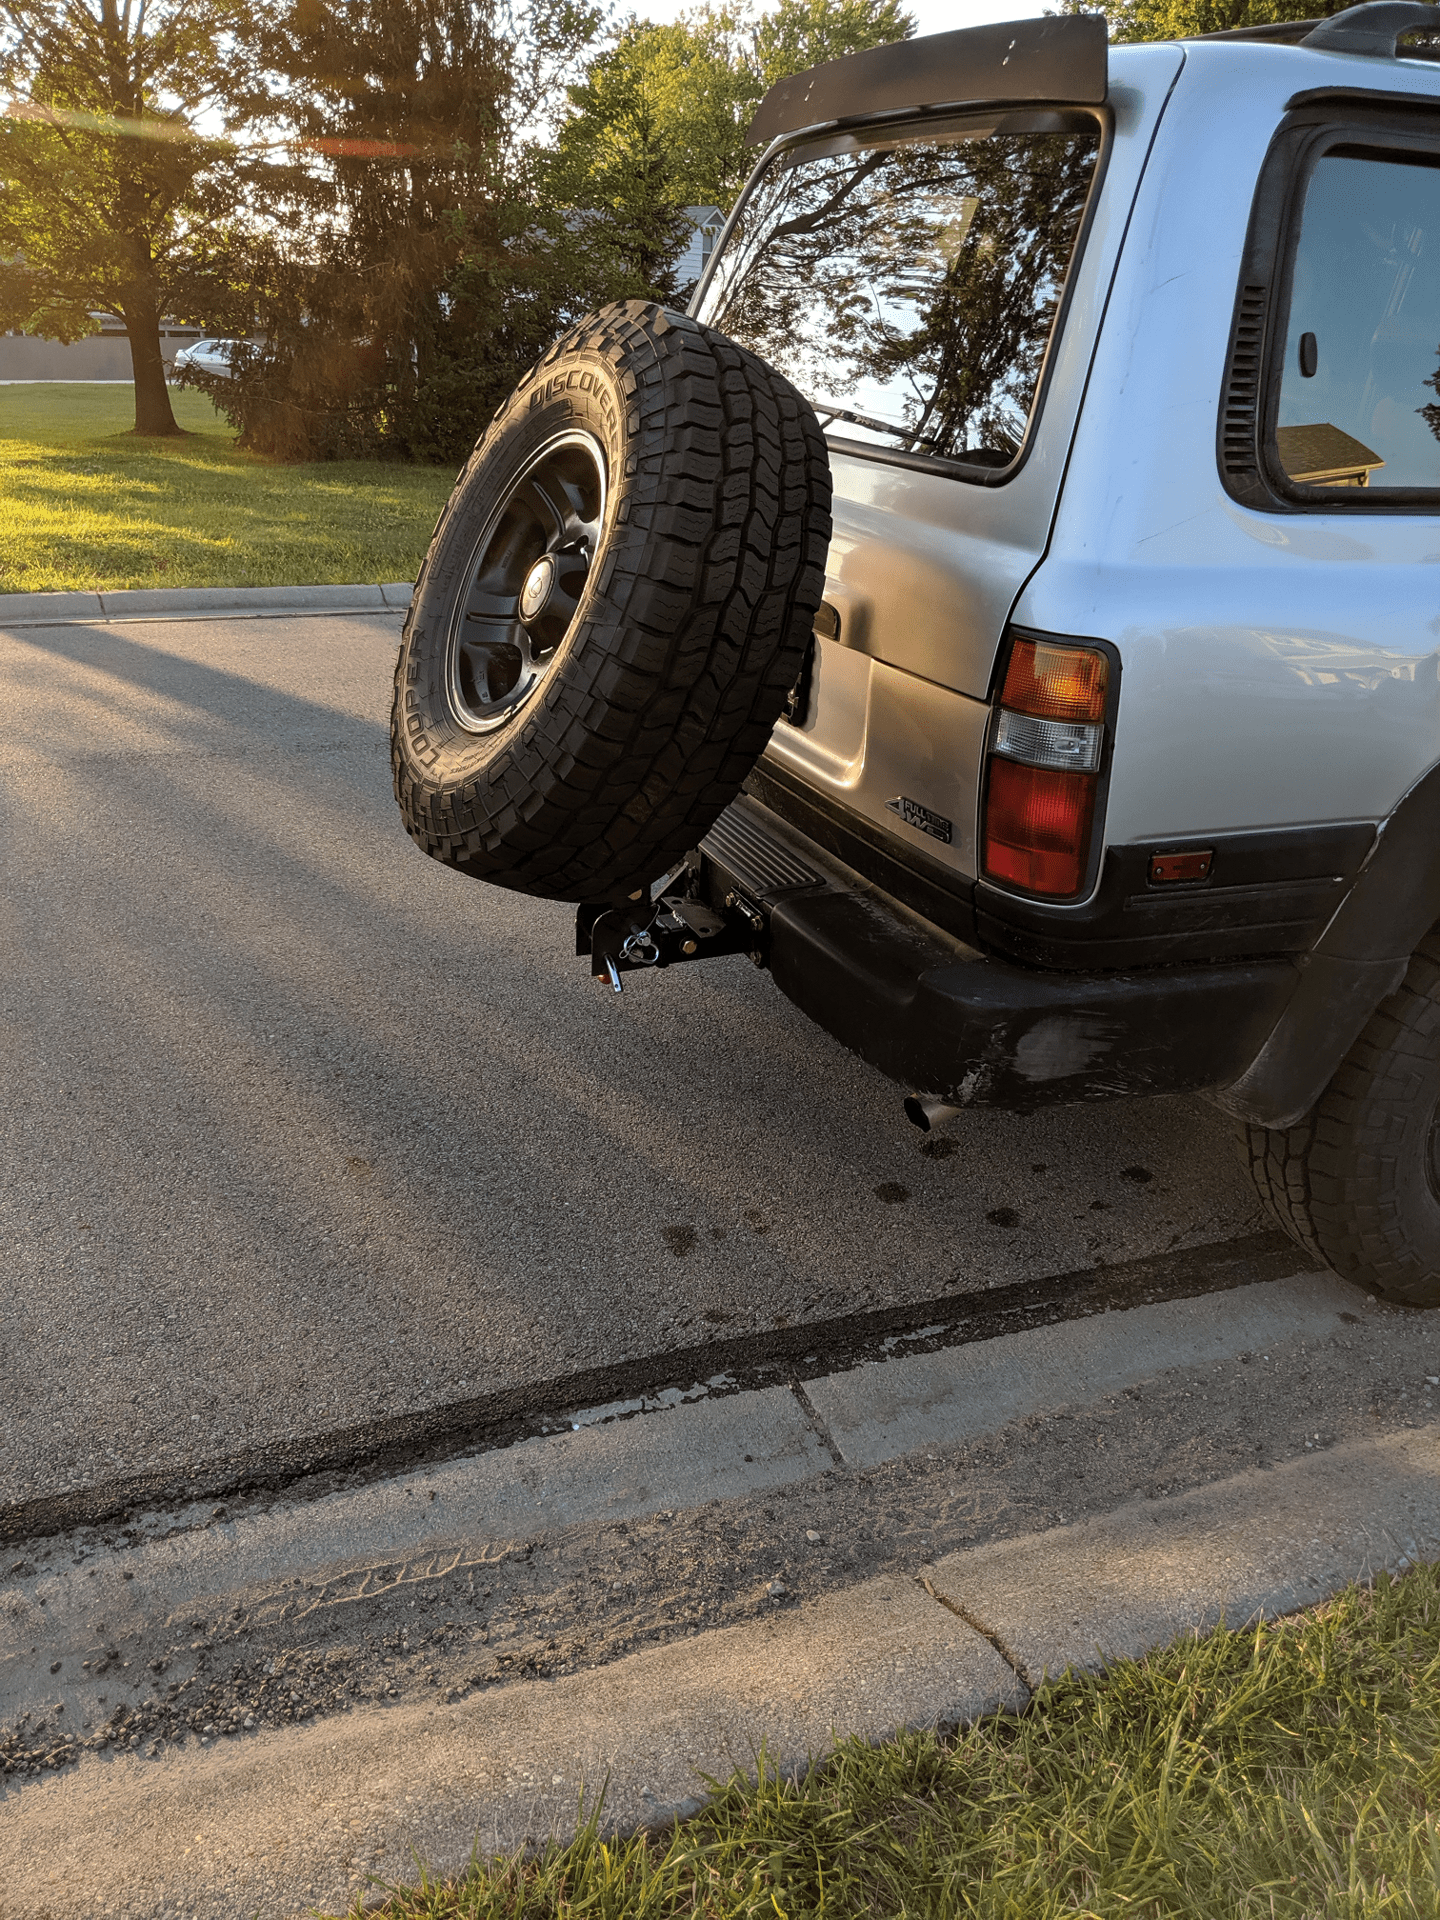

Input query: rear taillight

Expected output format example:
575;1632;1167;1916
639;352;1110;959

982;635;1110;898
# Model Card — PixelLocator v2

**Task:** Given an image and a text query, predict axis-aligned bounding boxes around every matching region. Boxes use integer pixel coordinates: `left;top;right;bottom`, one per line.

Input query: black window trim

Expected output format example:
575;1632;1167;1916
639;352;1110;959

690;99;1114;491
1219;90;1440;516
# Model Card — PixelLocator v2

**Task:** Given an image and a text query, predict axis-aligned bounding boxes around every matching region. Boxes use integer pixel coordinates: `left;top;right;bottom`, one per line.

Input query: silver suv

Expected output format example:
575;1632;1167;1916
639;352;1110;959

393;2;1440;1305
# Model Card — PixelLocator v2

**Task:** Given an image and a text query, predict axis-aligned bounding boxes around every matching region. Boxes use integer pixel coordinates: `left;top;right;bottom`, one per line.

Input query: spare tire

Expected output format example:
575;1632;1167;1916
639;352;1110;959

391;300;832;902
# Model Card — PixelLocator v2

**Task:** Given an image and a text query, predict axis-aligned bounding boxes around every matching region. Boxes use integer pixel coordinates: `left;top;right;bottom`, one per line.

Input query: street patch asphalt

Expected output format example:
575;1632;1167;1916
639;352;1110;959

0;610;1266;1526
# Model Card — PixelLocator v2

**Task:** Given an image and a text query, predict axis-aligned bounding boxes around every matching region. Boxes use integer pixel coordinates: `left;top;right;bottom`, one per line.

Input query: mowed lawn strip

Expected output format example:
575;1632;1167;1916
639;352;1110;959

0;384;456;592
330;1565;1440;1919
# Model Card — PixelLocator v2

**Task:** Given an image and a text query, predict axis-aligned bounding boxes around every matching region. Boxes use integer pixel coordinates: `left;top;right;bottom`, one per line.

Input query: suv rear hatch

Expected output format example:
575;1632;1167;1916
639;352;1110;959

691;24;1184;886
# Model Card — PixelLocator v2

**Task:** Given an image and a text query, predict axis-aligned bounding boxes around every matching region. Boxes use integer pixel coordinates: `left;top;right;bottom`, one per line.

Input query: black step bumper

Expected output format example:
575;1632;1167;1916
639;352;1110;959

700;796;1299;1114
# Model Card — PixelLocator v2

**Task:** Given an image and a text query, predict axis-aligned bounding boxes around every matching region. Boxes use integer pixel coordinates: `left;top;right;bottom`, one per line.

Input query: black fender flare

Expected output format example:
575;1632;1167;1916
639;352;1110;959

1213;761;1440;1128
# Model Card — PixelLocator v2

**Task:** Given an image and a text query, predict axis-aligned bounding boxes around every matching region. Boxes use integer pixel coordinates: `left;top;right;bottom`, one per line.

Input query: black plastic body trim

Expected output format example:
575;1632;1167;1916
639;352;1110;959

1215;761;1440;1126
747;16;1106;147
751;754;1373;971
703;794;1298;1113
977;822;1375;969
1287;85;1440;109
822;434;1022;488
1301;2;1440;58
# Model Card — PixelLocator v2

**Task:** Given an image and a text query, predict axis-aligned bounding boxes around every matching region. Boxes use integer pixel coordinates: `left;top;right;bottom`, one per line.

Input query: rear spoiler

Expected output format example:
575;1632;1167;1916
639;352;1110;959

747;14;1109;149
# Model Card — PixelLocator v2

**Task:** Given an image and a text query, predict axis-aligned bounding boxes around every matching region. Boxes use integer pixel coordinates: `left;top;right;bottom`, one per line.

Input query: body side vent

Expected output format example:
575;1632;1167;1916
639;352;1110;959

1217;282;1281;511
1220;284;1269;482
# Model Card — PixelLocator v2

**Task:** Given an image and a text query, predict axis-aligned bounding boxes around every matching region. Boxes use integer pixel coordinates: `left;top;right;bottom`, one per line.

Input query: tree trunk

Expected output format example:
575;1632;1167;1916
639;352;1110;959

120;291;182;436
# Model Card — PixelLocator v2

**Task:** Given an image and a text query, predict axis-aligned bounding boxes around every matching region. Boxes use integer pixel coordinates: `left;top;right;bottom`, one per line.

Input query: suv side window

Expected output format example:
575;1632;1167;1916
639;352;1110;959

1276;149;1440;491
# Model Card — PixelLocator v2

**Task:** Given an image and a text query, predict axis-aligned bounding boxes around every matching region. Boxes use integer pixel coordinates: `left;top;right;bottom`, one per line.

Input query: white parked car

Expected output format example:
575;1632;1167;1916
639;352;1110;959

391;2;1440;1305
172;338;245;381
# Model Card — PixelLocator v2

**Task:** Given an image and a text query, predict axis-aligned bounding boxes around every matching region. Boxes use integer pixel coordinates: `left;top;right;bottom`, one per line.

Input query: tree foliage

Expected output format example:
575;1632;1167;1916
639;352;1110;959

190;0;625;461
0;0;258;432
547;0;915;296
1062;0;1357;41
3;0;923;460
202;0;918;463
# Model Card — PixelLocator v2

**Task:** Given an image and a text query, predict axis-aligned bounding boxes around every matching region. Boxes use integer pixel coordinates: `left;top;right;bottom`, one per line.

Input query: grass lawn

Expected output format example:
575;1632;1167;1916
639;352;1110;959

331;1565;1440;1918
0;384;458;593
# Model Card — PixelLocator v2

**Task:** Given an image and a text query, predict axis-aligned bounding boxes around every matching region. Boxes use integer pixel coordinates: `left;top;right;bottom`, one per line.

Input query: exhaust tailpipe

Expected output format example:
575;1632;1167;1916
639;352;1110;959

904;1094;963;1133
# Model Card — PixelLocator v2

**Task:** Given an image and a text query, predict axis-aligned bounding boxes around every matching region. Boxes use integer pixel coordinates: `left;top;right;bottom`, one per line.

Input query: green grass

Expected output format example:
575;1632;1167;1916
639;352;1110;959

329;1566;1440;1919
0;384;457;592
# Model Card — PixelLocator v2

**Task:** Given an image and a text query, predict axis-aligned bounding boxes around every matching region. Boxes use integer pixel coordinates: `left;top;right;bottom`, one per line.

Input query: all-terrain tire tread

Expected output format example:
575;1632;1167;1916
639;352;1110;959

390;301;831;900
1238;933;1440;1305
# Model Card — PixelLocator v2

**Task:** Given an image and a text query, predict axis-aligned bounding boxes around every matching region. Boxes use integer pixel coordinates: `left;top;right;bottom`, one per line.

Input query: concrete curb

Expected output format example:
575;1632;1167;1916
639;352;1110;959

4;1427;1437;1919
0;583;414;626
0;1273;1355;1693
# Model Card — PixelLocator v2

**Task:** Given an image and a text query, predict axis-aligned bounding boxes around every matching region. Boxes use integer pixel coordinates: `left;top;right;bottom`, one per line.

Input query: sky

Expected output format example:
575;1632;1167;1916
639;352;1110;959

620;0;1051;34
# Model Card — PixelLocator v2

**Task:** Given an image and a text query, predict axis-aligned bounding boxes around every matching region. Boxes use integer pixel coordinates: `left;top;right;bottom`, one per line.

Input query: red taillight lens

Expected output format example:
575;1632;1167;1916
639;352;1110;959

999;637;1108;722
983;761;1097;896
983;635;1111;898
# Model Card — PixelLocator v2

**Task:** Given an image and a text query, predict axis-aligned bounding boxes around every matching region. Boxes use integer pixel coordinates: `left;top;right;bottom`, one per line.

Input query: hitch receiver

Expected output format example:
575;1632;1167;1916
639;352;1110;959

576;862;765;992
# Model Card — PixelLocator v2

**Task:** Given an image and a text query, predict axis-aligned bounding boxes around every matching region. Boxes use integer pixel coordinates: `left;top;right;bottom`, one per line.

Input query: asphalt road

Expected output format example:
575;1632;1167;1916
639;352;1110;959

0;611;1267;1519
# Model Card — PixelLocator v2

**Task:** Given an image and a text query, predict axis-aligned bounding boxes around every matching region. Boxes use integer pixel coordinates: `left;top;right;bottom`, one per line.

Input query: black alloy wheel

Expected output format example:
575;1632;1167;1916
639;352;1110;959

448;431;604;733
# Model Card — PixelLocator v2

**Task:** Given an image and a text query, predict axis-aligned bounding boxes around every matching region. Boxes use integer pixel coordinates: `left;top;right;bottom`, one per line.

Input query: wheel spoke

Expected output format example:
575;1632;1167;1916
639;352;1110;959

457;622;527;708
464;586;519;621
555;493;601;554
512;621;544;675
543;459;604;555
473;499;546;599
513;476;566;543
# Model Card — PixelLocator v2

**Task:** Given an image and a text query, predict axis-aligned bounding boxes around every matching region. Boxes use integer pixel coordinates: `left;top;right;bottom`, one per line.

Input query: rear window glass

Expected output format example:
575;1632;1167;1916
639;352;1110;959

695;114;1101;472
1276;149;1440;492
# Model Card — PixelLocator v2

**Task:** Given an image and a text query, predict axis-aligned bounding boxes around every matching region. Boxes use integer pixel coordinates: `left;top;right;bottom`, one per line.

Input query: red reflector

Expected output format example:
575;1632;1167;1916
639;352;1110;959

983;760;1096;896
1000;638;1108;723
1149;849;1213;884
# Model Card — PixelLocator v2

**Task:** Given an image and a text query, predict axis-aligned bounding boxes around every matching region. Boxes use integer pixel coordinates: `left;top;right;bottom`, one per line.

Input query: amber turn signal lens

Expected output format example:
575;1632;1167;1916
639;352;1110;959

999;638;1108;724
982;759;1096;897
1149;849;1213;884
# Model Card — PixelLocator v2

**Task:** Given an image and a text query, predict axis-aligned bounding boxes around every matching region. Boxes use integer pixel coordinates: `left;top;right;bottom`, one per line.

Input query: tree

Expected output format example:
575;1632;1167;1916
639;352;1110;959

197;0;614;461
1058;0;1354;40
248;0;595;356
0;0;256;435
548;0;916;295
547;20;731;296
752;0;914;90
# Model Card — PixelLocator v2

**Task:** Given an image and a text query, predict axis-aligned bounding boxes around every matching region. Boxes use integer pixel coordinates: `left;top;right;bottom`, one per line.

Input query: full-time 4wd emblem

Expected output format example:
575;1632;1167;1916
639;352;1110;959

886;795;953;844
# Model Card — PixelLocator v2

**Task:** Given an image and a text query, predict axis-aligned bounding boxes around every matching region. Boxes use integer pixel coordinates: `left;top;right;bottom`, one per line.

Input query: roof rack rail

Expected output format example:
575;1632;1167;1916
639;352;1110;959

1302;0;1440;55
1200;18;1319;40
1199;0;1440;53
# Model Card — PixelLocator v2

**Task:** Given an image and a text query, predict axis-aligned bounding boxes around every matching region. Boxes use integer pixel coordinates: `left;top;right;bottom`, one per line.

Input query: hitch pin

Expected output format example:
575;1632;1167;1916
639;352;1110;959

604;955;623;995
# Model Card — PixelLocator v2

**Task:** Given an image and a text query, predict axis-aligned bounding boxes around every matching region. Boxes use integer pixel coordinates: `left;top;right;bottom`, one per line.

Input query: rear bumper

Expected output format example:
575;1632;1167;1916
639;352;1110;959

701;796;1299;1113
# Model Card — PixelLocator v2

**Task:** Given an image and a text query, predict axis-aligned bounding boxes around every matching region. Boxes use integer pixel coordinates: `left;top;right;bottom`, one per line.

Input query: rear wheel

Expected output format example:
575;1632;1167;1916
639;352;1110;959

1240;935;1440;1306
391;300;831;903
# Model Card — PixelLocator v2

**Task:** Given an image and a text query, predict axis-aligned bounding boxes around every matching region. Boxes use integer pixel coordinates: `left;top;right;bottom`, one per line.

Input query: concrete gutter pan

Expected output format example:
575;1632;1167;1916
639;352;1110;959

6;1433;1435;1920
0;582;415;626
4;1271;1438;1919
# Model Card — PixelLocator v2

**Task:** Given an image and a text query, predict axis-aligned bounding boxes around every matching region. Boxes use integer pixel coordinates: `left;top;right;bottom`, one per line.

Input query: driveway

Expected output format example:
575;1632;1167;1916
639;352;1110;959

0;610;1264;1528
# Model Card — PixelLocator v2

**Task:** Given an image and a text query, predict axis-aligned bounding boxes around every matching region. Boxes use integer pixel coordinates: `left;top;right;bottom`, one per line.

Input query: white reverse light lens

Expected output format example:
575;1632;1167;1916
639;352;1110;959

993;709;1103;773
